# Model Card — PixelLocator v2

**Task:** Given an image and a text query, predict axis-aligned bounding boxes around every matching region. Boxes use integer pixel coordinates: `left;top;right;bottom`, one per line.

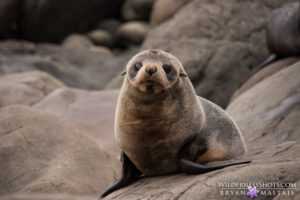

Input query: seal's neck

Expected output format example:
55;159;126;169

124;87;172;120
120;78;196;121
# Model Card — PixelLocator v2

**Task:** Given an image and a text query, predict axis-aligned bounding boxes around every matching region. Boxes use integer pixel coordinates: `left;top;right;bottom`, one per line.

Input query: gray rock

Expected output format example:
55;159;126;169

142;0;295;107
62;34;93;50
0;40;128;90
259;0;299;9
0;105;120;195
105;46;140;89
0;70;65;108
34;88;121;157
0;72;122;195
87;30;114;48
121;0;156;21
230;57;300;103
227;61;300;154
117;21;150;46
97;19;122;37
0;194;97;200
150;0;191;26
89;45;113;55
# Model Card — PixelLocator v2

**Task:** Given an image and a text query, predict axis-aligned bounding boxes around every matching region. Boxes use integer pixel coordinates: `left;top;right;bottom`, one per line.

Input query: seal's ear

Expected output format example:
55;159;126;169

121;71;127;76
179;70;187;77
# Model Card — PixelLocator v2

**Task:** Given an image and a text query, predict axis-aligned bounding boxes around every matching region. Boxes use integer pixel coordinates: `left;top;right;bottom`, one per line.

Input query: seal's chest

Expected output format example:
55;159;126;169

120;127;183;175
133;141;181;175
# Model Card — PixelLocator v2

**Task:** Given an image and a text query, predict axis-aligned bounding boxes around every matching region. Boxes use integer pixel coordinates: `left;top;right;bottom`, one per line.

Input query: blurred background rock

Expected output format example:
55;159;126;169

0;0;299;199
1;0;297;107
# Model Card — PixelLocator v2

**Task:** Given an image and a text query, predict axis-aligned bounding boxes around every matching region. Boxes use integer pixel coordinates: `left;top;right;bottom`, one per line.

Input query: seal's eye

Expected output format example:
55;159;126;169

162;64;172;73
134;62;143;71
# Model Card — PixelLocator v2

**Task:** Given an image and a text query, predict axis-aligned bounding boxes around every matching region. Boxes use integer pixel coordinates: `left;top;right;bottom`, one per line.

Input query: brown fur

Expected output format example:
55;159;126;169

196;143;228;163
115;49;247;176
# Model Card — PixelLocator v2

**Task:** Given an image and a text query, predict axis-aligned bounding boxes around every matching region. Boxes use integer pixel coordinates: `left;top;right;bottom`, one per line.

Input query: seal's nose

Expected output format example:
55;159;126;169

146;65;157;76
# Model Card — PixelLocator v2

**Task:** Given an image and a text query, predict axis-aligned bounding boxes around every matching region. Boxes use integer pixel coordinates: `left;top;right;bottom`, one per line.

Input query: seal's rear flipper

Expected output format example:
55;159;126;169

100;153;142;198
179;159;251;175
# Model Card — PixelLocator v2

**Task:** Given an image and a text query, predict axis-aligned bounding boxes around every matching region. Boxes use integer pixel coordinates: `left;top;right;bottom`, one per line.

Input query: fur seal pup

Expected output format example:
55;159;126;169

101;49;249;198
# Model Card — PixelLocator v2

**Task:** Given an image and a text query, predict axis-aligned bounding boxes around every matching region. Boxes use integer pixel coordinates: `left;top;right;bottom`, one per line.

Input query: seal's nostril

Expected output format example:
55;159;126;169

146;67;156;76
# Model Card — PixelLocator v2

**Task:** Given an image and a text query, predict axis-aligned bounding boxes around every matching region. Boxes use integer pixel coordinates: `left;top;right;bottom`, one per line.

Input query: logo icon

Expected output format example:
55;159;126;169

247;186;259;198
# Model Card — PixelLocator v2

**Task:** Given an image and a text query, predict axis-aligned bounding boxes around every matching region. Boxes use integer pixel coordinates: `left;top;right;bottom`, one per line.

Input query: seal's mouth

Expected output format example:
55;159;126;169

137;80;163;93
140;80;155;85
140;80;155;93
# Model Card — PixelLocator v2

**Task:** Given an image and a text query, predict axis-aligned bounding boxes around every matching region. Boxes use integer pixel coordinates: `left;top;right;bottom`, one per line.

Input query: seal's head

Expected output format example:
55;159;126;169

123;49;187;94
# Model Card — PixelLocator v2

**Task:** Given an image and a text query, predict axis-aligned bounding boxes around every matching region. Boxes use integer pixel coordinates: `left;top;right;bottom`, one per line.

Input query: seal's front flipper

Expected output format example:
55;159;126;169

179;159;251;175
100;152;142;198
